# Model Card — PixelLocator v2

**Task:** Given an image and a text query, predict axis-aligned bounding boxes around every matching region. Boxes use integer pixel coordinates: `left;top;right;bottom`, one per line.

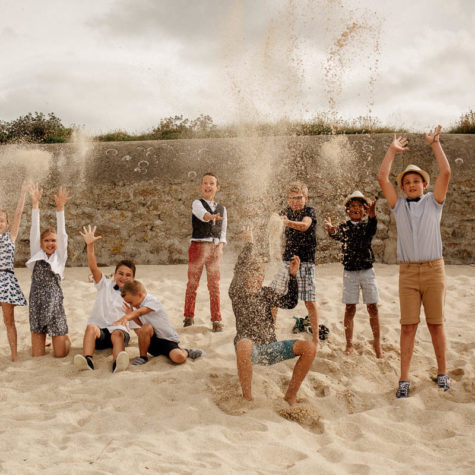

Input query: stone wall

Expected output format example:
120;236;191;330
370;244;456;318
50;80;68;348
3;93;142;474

0;133;473;267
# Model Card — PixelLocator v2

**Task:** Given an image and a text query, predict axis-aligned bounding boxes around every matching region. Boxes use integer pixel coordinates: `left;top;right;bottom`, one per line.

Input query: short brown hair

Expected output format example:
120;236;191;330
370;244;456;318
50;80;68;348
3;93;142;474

286;181;308;197
202;172;219;185
121;279;146;297
115;259;136;277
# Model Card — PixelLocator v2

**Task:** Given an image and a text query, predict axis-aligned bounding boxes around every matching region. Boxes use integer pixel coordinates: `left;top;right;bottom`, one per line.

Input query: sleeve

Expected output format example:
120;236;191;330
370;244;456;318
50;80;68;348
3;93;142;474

428;192;445;209
229;243;253;300
220;206;227;243
263;275;298;309
29;209;41;256
366;216;377;238
56;211;68;265
391;197;402;214
94;274;107;291
330;224;345;242
192;200;210;222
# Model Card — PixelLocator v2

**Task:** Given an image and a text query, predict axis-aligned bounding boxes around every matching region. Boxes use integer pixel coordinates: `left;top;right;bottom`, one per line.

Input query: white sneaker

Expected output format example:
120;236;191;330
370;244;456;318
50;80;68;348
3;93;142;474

74;354;94;371
113;351;129;373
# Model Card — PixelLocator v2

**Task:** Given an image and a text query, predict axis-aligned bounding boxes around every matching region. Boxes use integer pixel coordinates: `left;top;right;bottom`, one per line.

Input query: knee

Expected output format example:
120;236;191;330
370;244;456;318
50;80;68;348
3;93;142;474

401;324;418;336
85;324;99;336
138;324;153;336
170;350;186;364
367;303;378;316
345;304;356;317
111;330;125;342
293;340;316;359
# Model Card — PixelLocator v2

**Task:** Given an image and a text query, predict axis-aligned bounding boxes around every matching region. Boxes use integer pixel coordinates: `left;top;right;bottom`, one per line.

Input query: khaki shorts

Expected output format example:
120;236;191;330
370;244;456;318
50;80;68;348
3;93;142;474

399;258;446;325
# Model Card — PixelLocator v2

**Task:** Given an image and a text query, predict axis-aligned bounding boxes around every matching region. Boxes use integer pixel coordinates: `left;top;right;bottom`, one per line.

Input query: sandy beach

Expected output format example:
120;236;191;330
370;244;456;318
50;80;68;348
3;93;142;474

1;258;474;474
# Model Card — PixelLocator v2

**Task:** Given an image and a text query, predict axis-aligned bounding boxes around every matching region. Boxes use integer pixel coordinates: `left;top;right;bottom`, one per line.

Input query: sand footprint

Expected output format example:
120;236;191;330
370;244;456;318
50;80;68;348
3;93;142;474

277;402;324;434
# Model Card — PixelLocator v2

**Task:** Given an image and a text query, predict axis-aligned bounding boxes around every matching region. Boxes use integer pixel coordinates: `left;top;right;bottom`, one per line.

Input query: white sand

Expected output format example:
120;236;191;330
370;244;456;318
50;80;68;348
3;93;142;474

1;258;474;474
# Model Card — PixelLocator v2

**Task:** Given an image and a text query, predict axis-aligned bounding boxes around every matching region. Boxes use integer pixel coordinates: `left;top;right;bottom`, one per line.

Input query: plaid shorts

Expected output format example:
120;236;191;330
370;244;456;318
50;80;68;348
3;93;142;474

270;261;316;301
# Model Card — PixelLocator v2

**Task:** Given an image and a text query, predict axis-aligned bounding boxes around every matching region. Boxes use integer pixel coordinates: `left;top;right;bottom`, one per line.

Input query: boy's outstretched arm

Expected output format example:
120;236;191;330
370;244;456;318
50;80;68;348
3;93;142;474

10;179;31;243
378;135;408;208
79;225;103;284
114;305;153;327
425;125;451;203
281;215;312;232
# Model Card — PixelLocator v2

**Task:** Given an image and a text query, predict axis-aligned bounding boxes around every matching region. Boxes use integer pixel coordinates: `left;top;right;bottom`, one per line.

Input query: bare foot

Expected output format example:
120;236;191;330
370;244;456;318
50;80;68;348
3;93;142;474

373;341;383;358
45;341;52;347
344;345;354;355
11;355;18;362
284;395;297;406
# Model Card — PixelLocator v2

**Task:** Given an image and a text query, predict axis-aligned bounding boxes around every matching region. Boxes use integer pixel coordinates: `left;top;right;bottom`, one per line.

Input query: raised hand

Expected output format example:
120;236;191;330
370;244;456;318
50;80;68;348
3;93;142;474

242;225;254;243
367;199;377;218
54;187;71;211
324;217;335;234
390;134;409;153
79;225;103;245
29;183;43;208
424;125;442;145
289;255;301;276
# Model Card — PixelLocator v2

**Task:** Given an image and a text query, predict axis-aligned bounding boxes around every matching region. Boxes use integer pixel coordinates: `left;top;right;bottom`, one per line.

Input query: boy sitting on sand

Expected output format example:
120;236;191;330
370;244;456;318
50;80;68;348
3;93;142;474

74;225;132;373
324;191;382;358
183;172;227;332
378;126;451;398
229;227;316;406
271;181;318;343
114;280;204;365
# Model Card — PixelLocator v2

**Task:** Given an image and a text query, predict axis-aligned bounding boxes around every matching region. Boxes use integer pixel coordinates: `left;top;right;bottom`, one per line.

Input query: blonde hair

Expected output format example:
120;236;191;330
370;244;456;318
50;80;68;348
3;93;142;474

40;229;56;240
0;209;8;222
286;181;308;197
121;279;146;297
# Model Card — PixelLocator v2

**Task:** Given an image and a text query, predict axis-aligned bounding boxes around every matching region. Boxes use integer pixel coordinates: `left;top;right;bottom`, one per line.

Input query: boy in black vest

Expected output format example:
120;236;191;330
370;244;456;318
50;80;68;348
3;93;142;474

183;172;227;332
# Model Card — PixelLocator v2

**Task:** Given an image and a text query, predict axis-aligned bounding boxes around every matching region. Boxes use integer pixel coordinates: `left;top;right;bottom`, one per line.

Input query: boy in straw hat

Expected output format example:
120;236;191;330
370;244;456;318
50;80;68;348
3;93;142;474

324;191;381;358
377;125;451;398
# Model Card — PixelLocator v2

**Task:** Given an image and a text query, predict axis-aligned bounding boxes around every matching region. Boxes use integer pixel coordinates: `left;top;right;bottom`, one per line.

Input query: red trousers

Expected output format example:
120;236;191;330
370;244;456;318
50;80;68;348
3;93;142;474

184;242;222;321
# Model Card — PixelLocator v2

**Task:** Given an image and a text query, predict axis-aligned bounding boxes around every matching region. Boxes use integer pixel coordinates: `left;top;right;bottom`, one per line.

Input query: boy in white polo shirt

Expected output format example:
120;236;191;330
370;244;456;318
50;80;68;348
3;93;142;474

74;225;133;373
378;125;451;398
115;280;204;365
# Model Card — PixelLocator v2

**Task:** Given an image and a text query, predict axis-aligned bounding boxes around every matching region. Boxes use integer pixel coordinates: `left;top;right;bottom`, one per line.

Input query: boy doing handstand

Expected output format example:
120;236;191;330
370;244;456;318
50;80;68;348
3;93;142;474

230;227;316;405
271;181;318;344
74;225;132;373
114;280;204;365
378;126;451;398
325;191;382;358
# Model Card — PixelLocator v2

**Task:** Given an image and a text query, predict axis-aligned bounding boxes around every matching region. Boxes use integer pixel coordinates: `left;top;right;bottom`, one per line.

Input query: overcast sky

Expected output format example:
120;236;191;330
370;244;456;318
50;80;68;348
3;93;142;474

1;0;473;133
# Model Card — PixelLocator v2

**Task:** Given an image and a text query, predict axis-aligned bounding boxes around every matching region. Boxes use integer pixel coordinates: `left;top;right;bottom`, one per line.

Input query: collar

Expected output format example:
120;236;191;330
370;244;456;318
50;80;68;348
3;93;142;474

406;197;421;203
113;284;120;291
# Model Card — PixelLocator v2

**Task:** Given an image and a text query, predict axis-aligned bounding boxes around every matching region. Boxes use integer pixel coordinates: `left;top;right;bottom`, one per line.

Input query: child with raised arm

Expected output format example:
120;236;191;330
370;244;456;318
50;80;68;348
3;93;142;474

0;180;30;361
74;225;132;373
183;172;227;332
271;181;318;343
230;227;316;405
26;184;71;358
377;126;451;398
114;280;204;366
325;191;382;358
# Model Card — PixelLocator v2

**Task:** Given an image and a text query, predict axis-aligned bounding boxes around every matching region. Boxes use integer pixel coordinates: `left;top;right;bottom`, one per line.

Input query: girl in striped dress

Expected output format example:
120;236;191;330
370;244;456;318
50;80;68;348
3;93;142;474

0;180;30;361
26;184;71;358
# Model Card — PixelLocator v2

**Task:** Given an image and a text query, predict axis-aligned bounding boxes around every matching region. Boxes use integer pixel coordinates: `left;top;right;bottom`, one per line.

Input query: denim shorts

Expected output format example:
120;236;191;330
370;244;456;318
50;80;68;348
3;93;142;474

251;339;297;366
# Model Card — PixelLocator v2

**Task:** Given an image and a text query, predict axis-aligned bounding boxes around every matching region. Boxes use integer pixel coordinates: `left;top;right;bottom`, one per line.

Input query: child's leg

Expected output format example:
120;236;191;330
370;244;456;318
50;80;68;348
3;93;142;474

83;324;101;356
400;323;418;381
31;332;46;356
205;245;222;322
1;302;18;361
137;324;154;357
367;303;382;358
110;330;126;360
169;348;188;364
304;301;319;344
284;340;316;405
184;243;208;320
344;304;356;354
427;323;447;375
236;339;253;401
52;334;71;358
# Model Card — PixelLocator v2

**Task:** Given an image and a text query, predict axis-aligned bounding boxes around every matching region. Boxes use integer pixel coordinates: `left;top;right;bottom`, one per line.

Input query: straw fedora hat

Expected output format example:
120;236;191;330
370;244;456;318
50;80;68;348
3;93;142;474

396;164;430;189
343;190;370;207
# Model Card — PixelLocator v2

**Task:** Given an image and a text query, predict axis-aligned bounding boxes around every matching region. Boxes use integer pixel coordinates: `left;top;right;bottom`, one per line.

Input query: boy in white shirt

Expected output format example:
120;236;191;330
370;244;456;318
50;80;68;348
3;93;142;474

74;225;133;373
116;280;204;365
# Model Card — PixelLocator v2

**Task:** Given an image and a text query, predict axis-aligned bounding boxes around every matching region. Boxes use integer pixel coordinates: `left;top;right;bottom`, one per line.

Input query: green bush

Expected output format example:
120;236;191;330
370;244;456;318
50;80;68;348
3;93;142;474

449;110;475;134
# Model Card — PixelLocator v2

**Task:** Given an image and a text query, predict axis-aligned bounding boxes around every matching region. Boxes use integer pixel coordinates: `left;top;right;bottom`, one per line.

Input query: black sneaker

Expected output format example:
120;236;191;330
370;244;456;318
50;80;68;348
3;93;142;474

396;380;410;398
183;317;194;327
74;354;94;371
437;374;451;391
186;348;205;360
